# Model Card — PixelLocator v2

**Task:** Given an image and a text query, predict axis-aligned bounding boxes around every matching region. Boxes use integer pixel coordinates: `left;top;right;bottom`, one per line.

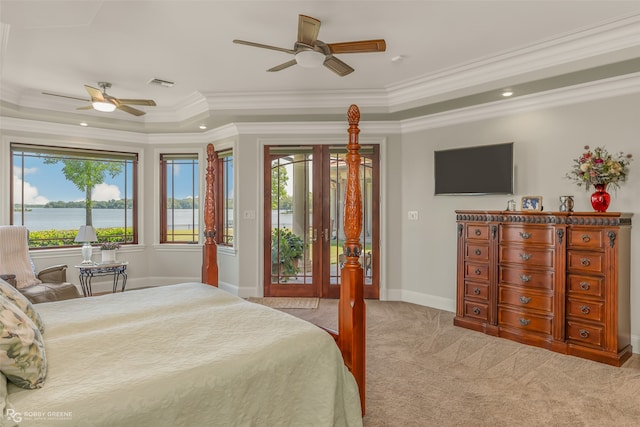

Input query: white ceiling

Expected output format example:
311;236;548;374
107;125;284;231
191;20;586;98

1;1;640;133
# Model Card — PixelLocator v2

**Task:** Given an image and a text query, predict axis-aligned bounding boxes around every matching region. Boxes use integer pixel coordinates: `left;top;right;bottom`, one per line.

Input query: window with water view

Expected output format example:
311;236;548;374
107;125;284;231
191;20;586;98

11;143;137;248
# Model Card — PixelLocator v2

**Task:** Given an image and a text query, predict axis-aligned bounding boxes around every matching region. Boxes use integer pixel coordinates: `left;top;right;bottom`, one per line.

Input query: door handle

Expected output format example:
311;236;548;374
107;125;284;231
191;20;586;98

312;229;318;242
324;228;329;242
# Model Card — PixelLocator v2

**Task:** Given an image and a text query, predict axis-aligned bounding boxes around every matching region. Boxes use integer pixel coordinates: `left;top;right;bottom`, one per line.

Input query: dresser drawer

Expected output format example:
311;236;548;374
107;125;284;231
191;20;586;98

465;243;489;261
567;274;604;298
465;262;489;281
464;300;489;321
465;224;490;241
566;299;605;323
498;307;552;336
499;267;554;290
567;251;604;274
567;321;604;348
501;225;554;245
500;246;554;268
464;281;489;301
499;286;552;313
567;228;605;250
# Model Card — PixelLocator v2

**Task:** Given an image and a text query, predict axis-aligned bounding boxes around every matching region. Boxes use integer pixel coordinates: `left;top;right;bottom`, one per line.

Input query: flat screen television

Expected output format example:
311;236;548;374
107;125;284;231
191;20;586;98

434;142;514;195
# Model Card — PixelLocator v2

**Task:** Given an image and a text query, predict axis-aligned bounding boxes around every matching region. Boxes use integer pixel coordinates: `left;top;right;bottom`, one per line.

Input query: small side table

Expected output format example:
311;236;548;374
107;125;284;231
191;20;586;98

75;261;128;297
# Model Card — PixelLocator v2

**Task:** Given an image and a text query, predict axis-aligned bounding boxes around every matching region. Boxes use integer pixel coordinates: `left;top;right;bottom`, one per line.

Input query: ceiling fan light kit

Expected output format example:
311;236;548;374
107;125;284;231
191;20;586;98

233;14;386;77
92;101;117;112
295;50;325;68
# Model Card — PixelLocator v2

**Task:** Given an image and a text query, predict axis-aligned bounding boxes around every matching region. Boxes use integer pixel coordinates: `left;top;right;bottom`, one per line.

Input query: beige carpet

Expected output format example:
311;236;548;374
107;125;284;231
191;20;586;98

278;299;640;427
247;297;319;309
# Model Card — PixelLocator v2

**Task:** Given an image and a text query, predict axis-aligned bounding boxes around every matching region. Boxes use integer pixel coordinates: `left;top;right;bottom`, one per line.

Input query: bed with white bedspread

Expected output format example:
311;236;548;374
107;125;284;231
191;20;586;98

4;283;362;426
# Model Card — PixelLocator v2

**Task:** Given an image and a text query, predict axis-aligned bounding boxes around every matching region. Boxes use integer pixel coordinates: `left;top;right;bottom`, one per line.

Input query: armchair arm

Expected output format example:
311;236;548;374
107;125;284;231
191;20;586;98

37;264;68;283
0;274;17;287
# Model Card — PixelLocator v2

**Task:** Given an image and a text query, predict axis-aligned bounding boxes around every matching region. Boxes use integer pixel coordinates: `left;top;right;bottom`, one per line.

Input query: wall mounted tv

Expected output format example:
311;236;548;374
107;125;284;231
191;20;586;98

434;142;514;195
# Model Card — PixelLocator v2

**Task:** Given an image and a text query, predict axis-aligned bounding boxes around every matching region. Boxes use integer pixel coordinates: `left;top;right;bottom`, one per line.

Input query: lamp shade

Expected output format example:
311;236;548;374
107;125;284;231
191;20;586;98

92;101;117;112
295;50;325;68
74;225;97;243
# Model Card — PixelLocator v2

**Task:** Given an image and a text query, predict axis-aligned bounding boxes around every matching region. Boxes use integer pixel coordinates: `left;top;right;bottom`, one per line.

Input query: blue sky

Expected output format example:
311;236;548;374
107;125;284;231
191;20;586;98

13;157;196;204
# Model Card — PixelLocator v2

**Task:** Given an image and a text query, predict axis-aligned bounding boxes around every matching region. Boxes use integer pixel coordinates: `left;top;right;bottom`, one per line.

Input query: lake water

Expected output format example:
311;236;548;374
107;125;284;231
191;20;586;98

16;208;291;231
15;208;185;231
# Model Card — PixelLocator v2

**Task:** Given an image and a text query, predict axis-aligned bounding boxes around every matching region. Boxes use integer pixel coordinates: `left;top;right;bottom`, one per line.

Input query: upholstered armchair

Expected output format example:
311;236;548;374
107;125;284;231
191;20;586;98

0;226;81;303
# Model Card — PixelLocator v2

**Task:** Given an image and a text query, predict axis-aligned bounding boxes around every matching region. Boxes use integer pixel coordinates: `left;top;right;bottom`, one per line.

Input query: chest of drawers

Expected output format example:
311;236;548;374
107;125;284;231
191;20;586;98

455;211;632;366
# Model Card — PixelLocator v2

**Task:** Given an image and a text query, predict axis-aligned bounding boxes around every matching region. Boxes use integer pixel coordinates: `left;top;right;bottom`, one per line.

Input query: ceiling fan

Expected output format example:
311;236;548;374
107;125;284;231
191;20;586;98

42;82;157;116
233;14;386;76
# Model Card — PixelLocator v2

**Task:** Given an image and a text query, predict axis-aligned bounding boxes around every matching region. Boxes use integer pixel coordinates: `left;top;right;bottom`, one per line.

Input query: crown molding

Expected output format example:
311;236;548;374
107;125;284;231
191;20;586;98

400;72;640;134
386;13;640;111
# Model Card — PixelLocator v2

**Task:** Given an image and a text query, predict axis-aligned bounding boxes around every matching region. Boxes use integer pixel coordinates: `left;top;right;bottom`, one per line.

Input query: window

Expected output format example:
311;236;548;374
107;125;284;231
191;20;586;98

216;149;234;247
160;153;199;244
11;143;138;248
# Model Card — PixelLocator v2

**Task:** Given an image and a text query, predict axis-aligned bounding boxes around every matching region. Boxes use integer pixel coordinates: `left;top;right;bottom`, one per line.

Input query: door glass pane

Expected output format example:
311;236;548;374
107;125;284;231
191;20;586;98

329;149;373;286
270;150;313;285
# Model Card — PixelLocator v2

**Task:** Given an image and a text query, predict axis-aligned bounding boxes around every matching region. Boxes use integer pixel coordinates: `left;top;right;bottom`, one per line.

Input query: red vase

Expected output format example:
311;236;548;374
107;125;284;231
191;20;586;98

590;184;610;212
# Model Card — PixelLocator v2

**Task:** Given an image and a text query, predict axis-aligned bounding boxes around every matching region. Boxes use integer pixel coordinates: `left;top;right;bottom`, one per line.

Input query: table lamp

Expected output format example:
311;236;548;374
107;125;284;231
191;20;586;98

75;225;97;265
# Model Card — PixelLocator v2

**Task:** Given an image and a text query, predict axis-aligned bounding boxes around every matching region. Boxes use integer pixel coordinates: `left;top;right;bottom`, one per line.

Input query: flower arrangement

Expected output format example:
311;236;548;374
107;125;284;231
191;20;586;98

100;241;121;251
567;145;632;190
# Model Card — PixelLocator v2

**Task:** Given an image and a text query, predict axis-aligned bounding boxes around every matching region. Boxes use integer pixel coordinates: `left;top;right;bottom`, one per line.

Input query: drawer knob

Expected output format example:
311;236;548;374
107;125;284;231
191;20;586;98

519;318;531;326
580;258;591;266
580;305;591;314
519;232;532;239
472;307;481;315
475;268;482;275
475;249;482;256
579;282;591;290
519;296;531;304
520;274;531;283
581;234;591;242
579;329;590;339
473;287;481;295
520;253;531;261
475;229;482;236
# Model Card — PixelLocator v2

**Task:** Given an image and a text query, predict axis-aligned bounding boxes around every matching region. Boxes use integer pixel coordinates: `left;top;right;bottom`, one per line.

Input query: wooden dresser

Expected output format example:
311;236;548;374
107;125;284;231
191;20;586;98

455;210;632;366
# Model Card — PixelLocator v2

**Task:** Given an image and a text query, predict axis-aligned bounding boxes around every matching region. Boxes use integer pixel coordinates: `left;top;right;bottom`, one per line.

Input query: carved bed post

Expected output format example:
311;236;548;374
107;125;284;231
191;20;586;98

340;104;366;415
202;143;219;286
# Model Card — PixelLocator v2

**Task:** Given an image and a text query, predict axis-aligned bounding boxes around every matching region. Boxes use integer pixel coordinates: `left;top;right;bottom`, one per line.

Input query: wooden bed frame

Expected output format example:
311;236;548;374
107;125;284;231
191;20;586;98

201;104;366;414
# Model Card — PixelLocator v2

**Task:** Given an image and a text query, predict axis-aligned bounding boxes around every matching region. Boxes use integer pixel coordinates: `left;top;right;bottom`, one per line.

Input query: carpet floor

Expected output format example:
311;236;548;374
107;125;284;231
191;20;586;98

279;299;640;427
246;297;319;309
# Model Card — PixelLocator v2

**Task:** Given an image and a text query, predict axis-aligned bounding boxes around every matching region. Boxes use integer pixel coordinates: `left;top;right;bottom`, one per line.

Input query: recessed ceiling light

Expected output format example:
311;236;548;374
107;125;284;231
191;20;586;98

199;125;207;130
80;122;88;126
391;55;404;63
502;90;513;97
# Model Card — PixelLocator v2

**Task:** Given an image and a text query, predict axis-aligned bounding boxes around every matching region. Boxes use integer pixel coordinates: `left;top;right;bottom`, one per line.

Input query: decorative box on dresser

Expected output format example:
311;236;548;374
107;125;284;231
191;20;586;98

455;210;632;366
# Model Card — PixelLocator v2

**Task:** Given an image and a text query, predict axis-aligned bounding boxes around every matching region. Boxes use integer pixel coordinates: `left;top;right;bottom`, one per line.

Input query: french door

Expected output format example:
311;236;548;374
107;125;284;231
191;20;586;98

264;145;379;299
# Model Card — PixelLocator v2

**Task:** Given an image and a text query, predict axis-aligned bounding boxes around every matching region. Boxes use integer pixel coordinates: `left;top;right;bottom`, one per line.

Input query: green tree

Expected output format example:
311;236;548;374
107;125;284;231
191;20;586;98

271;165;289;209
43;158;122;225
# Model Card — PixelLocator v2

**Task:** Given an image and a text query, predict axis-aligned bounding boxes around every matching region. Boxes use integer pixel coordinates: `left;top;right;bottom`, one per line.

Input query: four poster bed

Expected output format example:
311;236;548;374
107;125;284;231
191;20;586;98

2;106;366;426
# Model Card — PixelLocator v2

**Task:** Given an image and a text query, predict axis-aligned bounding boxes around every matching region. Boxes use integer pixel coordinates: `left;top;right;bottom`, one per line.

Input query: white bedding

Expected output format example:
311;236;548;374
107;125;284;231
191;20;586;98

5;283;362;426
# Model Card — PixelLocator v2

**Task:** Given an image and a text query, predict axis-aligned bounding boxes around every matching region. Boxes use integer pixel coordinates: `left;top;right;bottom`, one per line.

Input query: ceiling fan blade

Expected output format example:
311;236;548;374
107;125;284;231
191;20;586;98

268;59;297;72
117;99;157;106
324;56;354;77
84;85;105;102
327;39;387;54
233;39;295;54
117;104;146;116
42;92;89;102
297;15;321;46
76;105;93;110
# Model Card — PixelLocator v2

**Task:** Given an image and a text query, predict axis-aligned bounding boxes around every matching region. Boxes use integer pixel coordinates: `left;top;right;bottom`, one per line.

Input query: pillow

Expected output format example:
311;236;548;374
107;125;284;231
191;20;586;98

0;279;44;334
0;298;47;389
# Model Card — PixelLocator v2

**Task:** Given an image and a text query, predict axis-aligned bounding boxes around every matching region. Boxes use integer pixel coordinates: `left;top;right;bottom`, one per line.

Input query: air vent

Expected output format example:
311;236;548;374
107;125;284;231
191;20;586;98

148;78;175;88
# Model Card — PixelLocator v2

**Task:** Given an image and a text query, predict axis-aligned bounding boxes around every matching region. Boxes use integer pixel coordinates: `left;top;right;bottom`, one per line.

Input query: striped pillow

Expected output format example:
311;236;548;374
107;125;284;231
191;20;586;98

0;226;42;289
